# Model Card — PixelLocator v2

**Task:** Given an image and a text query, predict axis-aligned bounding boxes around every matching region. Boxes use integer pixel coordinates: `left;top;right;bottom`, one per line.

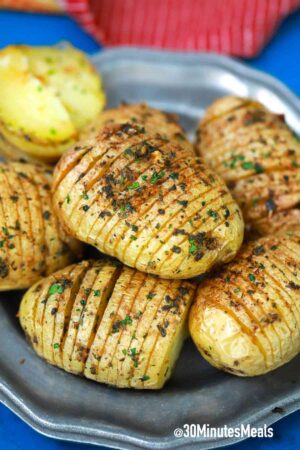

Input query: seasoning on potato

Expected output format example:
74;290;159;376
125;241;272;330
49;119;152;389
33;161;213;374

19;259;196;389
196;96;300;236
85;103;195;154
0;44;105;163
189;229;300;376
52;103;244;279
0;161;81;290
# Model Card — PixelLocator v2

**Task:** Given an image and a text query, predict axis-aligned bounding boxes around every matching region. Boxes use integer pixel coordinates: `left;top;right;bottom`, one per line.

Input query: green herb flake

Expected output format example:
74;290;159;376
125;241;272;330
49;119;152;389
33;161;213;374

48;283;65;295
127;181;140;190
189;238;197;255
150;171;165;184
207;209;219;220
140;374;150;382
248;273;256;282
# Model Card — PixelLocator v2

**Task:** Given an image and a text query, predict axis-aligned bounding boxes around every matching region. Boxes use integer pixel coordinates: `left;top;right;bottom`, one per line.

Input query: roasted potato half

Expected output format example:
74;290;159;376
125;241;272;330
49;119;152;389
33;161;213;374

0;161;81;290
0;44;105;162
53;105;244;279
19;259;196;389
189;229;300;376
196;96;300;236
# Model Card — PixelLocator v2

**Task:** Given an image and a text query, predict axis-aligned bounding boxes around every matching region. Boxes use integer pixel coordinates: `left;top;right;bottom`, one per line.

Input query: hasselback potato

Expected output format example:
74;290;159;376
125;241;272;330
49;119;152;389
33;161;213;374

0;45;105;162
196;96;300;235
53;104;244;279
19;259;195;389
0;161;80;290
189;229;300;376
86;103;194;154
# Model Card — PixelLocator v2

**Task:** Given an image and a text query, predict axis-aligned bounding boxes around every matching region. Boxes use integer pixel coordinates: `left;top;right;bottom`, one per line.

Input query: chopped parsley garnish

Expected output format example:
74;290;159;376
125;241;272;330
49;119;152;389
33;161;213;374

140;374;150;382
241;161;264;173
124;147;135;157
48;283;65;295
127;181;140;190
207;209;219;220
189;238;197;255
150;171;165;184
226;154;245;169
248;273;256;282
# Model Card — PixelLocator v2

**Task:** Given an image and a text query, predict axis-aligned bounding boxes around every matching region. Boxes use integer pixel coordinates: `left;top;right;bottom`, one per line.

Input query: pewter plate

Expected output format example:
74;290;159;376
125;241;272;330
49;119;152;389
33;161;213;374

1;48;300;450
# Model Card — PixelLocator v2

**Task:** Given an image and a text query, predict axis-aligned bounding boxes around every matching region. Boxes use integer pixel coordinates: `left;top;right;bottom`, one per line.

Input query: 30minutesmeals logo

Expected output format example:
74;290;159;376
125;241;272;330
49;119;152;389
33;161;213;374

173;424;274;439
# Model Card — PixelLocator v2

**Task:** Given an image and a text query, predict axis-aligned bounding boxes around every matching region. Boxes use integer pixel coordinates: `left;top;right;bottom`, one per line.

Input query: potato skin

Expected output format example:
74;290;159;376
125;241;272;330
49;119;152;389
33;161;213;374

53;105;244;279
19;259;196;389
86;103;194;155
0;161;81;290
189;230;300;376
0;44;105;162
196;96;300;236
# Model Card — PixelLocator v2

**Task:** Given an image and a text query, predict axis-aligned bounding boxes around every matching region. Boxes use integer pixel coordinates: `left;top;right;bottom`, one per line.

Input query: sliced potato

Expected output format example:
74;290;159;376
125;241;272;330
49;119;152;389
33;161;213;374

196;96;300;235
19;259;195;389
189;229;300;376
0;161;81;290
71;261;121;374
86;103;194;154
0;44;105;162
53;105;244;279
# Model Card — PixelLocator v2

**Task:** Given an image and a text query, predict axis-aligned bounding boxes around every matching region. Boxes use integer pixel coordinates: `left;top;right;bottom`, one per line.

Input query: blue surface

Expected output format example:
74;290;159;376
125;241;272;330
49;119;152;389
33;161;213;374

0;7;299;450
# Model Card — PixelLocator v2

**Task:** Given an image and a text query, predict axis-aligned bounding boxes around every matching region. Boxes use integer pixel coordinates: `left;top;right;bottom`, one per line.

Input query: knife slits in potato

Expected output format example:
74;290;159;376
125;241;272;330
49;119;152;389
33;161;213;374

0;161;81;290
196;96;300;236
19;259;196;389
189;230;300;376
53;104;244;279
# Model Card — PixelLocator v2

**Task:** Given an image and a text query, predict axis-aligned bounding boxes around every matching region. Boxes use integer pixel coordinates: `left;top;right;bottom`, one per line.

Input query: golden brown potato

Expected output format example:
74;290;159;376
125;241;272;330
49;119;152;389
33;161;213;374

86;103;194;154
53;105;244;279
196;96;300;236
19;259;196;389
189;229;300;376
0;45;105;162
0;161;81;290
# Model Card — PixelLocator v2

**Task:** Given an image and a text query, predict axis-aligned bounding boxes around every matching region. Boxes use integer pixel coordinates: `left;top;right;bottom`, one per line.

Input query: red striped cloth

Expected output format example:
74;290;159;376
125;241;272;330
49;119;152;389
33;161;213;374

0;0;299;56
61;0;300;56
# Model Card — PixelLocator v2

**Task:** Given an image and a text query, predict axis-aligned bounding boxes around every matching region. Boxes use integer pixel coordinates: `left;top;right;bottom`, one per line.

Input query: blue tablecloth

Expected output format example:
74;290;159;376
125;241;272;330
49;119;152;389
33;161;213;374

0;8;299;450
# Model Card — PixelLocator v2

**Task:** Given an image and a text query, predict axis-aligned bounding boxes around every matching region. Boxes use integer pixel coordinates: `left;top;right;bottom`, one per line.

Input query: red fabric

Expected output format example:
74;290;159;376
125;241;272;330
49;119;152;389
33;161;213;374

62;0;300;57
